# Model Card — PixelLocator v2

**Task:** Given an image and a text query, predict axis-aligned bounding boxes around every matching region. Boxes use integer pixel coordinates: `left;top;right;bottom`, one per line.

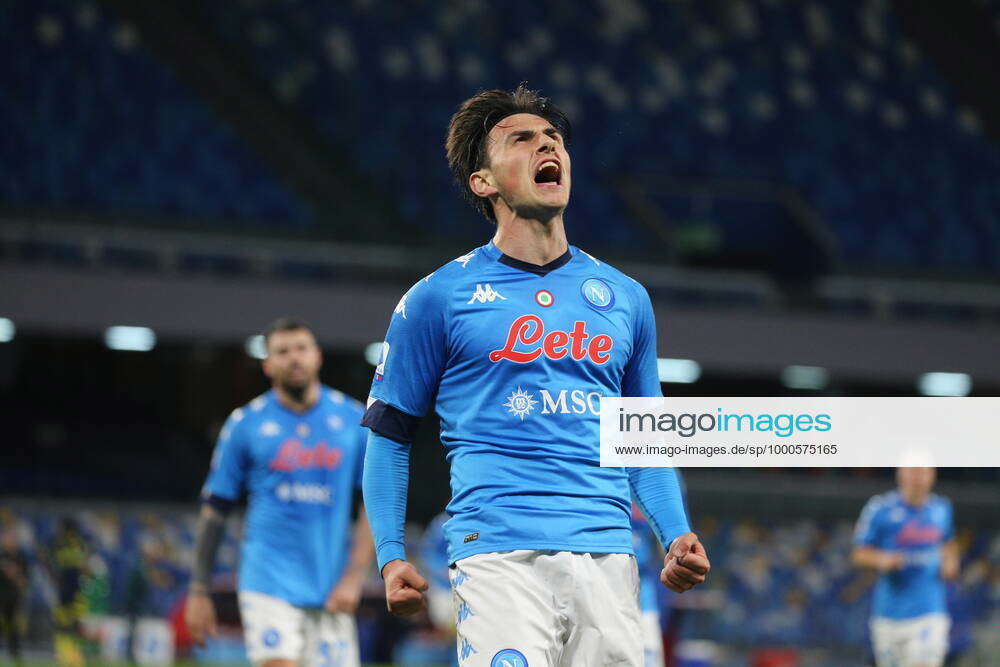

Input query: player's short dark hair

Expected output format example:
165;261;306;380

445;84;572;223
263;317;314;347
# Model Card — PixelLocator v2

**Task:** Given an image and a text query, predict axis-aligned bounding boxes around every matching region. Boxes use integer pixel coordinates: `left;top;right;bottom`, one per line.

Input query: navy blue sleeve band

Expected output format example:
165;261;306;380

203;494;236;515
627;467;691;550
361;399;422;444
362;431;411;573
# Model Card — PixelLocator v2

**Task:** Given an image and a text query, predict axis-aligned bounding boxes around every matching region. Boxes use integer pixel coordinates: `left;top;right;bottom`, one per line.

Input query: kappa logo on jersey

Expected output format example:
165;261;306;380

503;387;537;419
269;440;343;471
581;278;614;311
489;315;614;364
260;421;281;436
394;290;410;319
467;283;507;304
454;251;477;268
374;341;390;381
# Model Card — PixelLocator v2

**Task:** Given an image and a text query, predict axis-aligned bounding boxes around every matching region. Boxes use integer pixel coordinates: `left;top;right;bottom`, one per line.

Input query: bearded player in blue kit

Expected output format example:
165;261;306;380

184;318;374;667
852;467;959;667
362;86;710;666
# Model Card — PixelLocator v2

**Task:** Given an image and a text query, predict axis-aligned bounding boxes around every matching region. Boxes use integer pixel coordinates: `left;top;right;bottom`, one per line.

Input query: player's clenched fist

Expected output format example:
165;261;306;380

184;591;218;647
661;532;710;593
382;559;429;617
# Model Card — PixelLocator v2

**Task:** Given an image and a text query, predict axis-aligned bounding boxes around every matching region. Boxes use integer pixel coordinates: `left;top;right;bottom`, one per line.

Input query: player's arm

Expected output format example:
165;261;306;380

325;505;375;615
186;501;230;646
940;500;959;580
622;282;709;593
850;545;904;572
851;496;903;572
185;411;247;646
940;539;959;580
361;278;447;616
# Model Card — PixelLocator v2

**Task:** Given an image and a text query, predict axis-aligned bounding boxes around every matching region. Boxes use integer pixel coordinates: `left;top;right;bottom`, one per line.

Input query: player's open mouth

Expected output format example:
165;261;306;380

534;160;562;188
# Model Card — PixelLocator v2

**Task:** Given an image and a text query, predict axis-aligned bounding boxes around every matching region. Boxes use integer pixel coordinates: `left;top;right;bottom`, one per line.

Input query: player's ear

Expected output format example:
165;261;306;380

469;169;497;199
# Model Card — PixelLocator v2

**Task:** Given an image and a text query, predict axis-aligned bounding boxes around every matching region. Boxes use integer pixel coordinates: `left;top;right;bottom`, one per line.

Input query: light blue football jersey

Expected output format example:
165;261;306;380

854;490;955;619
366;241;688;564
202;387;367;607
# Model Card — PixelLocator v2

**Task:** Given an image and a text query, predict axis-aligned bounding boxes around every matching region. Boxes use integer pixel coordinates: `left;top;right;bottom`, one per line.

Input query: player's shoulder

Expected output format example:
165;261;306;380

928;493;953;511
321;386;365;416
572;247;651;304
228;392;272;423
392;245;492;313
862;490;899;515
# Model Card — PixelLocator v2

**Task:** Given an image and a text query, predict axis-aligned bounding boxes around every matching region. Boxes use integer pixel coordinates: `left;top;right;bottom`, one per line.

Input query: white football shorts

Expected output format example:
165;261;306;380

237;590;360;667
450;549;643;666
870;612;950;667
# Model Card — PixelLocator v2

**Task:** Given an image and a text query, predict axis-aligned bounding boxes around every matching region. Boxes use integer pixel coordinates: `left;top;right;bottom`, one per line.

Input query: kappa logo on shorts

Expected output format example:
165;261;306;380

491;648;528;667
262;628;281;648
463;532;479;543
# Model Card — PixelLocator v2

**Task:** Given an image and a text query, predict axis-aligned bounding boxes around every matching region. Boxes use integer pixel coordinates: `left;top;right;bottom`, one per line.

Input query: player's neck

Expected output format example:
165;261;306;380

274;381;321;413
492;213;568;266
900;489;929;507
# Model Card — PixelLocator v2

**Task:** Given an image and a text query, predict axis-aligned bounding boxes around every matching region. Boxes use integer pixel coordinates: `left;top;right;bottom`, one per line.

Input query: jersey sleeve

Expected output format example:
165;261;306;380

853;496;884;547
352;414;368;491
621;282;662;398
201;409;251;501
942;498;955;541
366;277;449;420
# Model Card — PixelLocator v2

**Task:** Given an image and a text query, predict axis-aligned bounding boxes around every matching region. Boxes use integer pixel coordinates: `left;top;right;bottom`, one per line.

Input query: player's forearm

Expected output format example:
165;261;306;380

343;507;376;581
190;503;227;592
627;467;691;548
851;545;897;570
362;432;411;574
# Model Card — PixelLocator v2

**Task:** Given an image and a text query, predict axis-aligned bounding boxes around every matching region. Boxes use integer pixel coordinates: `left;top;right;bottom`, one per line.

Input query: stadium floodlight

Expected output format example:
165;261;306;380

657;358;701;384
364;341;385;366
781;365;829;390
0;318;14;343
104;326;156;352
917;372;971;397
245;335;267;360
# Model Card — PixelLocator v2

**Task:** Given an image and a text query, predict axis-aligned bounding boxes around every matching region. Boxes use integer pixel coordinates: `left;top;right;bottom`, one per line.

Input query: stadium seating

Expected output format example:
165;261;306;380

0;0;311;228
3;0;997;272
206;0;1000;271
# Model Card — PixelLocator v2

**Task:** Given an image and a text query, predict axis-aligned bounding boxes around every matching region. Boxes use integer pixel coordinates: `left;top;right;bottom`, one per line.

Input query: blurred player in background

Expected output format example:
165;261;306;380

0;527;29;665
852;466;958;667
631;504;665;667
362;86;709;666
184;318;373;667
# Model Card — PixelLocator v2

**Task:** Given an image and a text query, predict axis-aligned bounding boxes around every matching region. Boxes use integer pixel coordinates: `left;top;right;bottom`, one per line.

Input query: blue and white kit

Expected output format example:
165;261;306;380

854;490;955;667
362;242;690;570
202;387;367;607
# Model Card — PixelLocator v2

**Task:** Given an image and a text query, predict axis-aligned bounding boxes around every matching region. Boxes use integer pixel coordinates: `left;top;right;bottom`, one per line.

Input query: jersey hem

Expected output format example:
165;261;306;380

449;541;635;565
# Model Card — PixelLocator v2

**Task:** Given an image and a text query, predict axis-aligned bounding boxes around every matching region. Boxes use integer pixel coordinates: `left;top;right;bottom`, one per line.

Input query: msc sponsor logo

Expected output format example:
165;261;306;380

503;388;603;418
275;482;332;505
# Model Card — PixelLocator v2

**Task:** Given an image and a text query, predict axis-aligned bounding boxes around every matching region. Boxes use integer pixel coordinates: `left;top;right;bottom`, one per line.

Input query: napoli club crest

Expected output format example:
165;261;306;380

581;278;614;311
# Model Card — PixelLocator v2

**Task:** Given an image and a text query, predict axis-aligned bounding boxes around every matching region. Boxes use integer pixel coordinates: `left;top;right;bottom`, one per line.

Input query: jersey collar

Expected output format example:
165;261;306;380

484;241;574;277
